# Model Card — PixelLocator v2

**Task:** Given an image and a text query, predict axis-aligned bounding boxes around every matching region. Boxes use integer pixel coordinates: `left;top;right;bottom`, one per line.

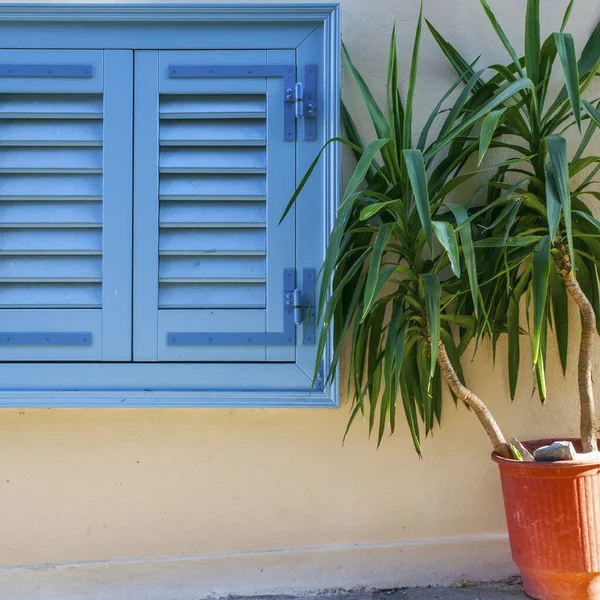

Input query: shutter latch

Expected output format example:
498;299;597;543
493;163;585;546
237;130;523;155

294;66;317;141
293;82;317;120
168;62;317;141
292;288;303;324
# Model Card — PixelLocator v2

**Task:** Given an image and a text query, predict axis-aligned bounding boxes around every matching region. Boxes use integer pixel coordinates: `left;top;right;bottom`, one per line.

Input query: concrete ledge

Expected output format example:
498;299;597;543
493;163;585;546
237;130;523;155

0;534;517;600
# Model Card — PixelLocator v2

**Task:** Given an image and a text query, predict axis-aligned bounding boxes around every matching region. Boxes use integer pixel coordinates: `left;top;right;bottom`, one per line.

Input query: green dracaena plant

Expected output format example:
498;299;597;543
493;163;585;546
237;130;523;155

429;0;600;453
281;5;532;458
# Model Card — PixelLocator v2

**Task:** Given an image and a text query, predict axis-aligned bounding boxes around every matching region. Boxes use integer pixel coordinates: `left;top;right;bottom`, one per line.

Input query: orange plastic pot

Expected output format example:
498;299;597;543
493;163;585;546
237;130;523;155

493;440;600;600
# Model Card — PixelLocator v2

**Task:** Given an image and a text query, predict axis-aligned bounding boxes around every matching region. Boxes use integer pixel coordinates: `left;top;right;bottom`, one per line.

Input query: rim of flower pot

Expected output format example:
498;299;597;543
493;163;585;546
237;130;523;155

492;438;600;469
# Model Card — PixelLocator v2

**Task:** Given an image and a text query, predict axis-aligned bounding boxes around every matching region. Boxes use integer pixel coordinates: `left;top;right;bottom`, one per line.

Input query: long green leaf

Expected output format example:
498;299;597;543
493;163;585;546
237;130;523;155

381;300;405;445
525;0;541;84
403;1;423;149
421;273;441;378
387;24;405;159
315;138;391;320
508;266;531;399
426;19;483;89
416;340;434;434
554;33;581;132
536;344;547;402
400;375;421;455
280;135;376;224
367;306;385;436
550;265;568;375
418;58;480;151
432;364;443;426
560;0;575;32
426;78;535;158
478;108;506;165
439;328;466;388
569;156;600;178
343;44;399;179
507;292;521;400
343;43;389;138
532;235;551;365
582;99;600;129
448;203;479;316
545;161;561;242
362;223;394;319
575;209;600;231
546;134;574;272
403;149;433;252
359;200;398;221
480;0;526;77
439;69;486;140
474;236;540;248
538;33;558;110
432;221;460;277
341;102;377;183
578;20;600;79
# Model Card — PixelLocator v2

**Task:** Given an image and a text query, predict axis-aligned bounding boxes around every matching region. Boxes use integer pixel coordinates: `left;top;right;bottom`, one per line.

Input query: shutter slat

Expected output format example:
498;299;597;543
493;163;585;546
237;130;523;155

160;94;265;114
160;147;265;170
160;112;265;120
160;173;265;198
160;255;265;278
0;229;102;251
158;91;267;309
159;249;265;257
0;196;102;202
160;140;265;147
0;283;101;308
160;195;266;202
0;223;102;229
0;277;102;283
0;119;102;145
0;255;101;278
159;282;265;309
160;167;265;175
160;277;265;283
0;250;101;257
159;228;265;253
160;119;265;145
0;174;102;198
0;201;102;224
0;94;103;115
0;113;103;120
160;222;265;229
0;93;104;309
160;200;265;224
0;147;103;171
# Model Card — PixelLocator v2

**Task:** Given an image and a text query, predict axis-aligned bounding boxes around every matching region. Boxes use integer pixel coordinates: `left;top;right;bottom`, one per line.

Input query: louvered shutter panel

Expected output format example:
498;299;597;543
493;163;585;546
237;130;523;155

134;50;296;361
0;50;132;361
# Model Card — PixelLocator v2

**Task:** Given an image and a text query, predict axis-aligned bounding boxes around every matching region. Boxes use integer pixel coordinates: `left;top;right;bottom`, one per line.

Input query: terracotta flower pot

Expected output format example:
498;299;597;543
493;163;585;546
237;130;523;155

493;439;600;600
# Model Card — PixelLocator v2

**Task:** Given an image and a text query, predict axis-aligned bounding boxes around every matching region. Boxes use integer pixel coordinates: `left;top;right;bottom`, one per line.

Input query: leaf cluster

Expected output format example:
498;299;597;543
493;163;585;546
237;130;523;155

284;0;600;454
429;0;600;401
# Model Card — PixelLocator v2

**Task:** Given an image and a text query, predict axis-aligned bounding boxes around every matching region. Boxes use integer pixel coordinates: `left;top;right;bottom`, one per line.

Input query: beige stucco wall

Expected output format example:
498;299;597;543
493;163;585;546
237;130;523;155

1;1;599;597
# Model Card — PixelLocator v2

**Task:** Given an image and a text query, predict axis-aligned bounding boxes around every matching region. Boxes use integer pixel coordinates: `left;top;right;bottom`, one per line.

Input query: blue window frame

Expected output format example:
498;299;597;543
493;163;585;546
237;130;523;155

0;3;340;408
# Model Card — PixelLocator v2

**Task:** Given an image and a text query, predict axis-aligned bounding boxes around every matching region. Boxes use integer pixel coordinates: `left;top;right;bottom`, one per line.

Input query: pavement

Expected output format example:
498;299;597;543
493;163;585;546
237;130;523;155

226;579;528;600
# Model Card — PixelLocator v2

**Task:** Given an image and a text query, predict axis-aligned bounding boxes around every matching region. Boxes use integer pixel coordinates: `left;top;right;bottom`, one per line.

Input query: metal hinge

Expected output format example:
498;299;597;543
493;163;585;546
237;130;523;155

168;63;317;141
290;65;317;141
167;268;316;347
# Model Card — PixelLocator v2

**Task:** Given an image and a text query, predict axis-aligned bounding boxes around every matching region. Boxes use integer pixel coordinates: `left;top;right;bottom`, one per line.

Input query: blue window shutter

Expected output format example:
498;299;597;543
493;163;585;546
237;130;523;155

133;50;296;362
0;50;132;361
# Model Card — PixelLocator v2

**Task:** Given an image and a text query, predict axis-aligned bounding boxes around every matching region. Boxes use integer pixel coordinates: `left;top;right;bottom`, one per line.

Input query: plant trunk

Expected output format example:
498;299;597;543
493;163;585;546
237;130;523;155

561;269;598;453
437;342;512;459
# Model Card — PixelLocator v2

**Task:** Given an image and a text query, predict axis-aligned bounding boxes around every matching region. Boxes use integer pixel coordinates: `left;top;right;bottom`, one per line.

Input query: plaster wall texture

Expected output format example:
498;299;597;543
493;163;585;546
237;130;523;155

0;1;599;598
